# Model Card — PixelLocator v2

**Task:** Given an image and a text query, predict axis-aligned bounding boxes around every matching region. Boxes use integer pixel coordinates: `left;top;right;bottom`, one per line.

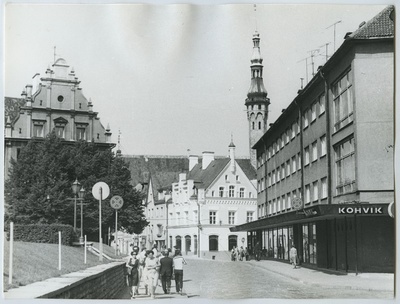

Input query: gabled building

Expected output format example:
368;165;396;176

122;155;189;250
231;5;395;273
167;142;257;259
4;58;114;178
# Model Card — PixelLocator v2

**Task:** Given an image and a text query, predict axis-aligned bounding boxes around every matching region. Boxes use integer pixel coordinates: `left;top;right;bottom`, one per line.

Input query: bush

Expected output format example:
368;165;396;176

6;224;78;246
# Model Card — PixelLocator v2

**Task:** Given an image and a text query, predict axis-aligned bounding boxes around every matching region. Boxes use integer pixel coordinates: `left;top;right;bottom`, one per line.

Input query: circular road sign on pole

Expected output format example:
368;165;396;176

92;182;110;262
110;195;124;210
92;182;110;200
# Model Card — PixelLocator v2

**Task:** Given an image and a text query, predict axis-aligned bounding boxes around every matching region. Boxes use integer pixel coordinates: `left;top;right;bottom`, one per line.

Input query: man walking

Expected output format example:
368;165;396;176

290;245;298;269
159;249;173;294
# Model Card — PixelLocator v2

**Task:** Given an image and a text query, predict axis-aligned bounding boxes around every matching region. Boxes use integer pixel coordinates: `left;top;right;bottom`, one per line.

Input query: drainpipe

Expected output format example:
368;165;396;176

318;69;332;205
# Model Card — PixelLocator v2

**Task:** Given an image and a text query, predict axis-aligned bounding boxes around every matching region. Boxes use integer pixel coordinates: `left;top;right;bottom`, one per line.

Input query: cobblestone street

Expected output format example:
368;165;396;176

118;258;393;300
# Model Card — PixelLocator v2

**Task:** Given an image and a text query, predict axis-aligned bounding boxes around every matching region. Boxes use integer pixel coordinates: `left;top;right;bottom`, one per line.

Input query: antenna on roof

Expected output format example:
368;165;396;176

309;48;320;77
297;56;309;84
319;42;331;62
326;20;342;52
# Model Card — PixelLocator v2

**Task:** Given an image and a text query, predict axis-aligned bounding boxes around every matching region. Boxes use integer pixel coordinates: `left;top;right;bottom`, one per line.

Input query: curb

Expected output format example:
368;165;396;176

246;261;393;292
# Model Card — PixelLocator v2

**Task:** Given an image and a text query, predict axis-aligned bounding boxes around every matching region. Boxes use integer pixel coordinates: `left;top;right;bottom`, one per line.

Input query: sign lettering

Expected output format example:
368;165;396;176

338;207;383;214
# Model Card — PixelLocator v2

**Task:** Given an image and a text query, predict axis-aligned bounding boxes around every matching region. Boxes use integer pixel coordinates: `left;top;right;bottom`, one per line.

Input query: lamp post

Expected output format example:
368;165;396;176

71;179;82;232
165;191;171;249
78;187;86;243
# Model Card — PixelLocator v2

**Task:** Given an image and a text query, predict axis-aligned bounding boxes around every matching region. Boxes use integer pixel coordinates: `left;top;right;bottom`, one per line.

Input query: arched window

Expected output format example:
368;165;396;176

175;236;182;250
185;235;191;253
229;185;235;198
259;121;262;129
252;122;255;130
228;235;238;251
209;235;219;251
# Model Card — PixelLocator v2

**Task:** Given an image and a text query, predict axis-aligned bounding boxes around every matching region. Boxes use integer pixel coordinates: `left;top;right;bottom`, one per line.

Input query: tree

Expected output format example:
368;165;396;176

5;131;148;241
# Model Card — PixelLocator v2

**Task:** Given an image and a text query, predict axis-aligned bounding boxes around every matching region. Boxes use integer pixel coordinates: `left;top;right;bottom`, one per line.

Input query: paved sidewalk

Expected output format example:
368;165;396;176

184;255;394;292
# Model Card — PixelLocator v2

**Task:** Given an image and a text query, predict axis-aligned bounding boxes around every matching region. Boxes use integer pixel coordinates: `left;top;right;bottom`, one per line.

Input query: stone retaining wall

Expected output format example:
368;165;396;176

5;261;126;299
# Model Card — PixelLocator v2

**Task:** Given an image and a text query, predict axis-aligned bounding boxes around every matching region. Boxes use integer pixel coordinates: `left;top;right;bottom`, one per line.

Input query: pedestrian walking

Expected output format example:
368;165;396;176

144;250;160;299
126;251;140;299
137;247;147;294
290;245;298;269
244;247;249;261
159;249;173;294
254;241;261;261
239;246;244;261
173;249;187;295
231;246;237;261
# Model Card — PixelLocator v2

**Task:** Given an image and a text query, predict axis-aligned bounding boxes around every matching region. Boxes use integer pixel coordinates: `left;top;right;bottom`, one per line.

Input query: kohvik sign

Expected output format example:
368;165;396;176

338;206;383;214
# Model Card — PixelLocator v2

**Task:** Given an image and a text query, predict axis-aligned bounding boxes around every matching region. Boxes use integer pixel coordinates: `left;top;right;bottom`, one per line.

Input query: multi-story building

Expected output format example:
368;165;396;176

167;142;257;259
4;58;114;178
231;5;394;273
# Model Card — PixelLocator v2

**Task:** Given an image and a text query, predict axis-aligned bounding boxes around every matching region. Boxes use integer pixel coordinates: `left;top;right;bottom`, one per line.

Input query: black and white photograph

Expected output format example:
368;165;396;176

1;1;396;302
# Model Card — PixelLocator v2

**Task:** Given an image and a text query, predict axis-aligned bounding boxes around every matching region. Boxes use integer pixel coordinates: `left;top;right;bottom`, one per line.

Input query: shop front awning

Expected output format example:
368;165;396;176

230;203;390;232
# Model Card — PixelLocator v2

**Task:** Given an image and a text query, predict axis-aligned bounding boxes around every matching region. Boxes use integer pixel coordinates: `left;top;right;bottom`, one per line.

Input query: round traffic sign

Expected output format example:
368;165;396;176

110;195;124;210
92;182;110;200
292;197;303;210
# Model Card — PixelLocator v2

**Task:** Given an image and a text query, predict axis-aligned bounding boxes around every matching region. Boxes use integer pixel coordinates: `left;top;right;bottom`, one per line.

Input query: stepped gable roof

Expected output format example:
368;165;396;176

236;158;257;180
4;97;25;125
348;5;394;40
122;155;188;198
188;158;230;189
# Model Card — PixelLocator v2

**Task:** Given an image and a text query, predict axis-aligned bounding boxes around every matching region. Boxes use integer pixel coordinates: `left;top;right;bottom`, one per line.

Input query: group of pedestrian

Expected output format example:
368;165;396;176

125;244;187;299
230;246;249;261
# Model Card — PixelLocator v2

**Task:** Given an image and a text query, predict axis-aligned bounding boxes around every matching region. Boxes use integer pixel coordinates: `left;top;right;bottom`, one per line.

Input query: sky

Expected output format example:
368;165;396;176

3;2;388;158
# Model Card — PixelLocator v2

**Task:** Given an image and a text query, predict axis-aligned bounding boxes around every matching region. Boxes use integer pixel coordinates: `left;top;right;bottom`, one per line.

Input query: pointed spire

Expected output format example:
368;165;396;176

229;133;236;147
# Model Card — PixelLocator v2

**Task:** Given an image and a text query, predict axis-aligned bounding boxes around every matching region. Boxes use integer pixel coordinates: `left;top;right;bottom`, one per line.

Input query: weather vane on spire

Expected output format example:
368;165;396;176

254;4;258;31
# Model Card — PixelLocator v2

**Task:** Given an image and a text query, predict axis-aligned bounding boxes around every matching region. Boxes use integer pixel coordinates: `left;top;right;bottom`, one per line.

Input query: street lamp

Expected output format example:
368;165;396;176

165;190;172;249
78;187;86;243
71;179;82;232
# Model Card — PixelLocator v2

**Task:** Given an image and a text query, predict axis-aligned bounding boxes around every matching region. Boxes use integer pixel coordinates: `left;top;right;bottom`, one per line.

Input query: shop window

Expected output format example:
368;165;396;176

175;236;182;250
228;235;237;250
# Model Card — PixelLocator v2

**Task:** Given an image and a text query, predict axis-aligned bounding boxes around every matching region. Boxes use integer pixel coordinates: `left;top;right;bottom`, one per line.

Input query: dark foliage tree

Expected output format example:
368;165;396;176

4;131;148;241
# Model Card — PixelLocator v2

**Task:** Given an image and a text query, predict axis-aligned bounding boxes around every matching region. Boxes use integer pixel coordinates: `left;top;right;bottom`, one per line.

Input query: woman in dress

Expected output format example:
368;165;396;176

126;251;140;299
144;250;160;299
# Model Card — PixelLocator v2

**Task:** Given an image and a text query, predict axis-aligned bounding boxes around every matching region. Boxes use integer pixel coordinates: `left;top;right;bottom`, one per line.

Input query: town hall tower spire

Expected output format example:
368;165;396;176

245;30;270;168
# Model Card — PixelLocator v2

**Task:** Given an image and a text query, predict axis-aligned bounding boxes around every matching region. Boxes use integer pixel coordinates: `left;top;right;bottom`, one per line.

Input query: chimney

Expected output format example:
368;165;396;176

26;84;33;98
202;151;214;169
179;172;187;182
189;155;199;171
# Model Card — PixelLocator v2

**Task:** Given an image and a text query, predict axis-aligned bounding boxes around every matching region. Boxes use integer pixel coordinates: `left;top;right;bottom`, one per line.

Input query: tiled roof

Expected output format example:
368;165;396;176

4;97;25;125
348;5;394;39
122;155;189;197
188;158;256;190
188;158;230;189
236;158;257;180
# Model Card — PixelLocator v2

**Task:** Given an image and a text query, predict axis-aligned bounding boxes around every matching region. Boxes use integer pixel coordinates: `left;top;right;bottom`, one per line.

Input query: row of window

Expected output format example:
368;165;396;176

32;121;92;140
259;177;328;217
215;186;251;198
209;210;254;225
257;95;326;169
